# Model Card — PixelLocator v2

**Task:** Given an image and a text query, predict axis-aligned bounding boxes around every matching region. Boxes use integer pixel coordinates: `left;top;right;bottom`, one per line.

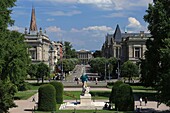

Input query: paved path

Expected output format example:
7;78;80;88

9;92;38;113
9;88;170;113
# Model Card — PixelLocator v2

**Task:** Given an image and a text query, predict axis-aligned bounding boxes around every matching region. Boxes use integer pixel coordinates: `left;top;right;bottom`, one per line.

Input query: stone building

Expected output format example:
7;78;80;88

76;50;93;64
24;7;63;71
101;25;151;63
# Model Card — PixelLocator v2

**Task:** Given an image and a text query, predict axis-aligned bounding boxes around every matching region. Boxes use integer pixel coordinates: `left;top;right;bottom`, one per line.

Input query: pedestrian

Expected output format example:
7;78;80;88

144;97;147;105
139;97;142;106
95;77;98;85
32;96;35;102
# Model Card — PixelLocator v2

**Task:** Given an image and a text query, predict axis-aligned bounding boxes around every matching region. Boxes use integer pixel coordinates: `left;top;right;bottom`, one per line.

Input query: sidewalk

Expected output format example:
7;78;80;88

9;92;38;113
9;88;170;113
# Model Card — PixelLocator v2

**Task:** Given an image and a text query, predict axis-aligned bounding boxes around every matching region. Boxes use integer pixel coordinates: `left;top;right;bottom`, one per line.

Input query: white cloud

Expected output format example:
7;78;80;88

127;17;141;28
82;26;113;32
126;17;149;33
45;26;63;32
47;10;81;16
27;0;152;10
103;13;126;18
8;26;25;32
46;18;55;22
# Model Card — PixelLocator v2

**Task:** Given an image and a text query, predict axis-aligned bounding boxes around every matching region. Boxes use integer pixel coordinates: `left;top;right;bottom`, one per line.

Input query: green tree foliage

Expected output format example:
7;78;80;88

0;0;16;31
93;50;102;58
108;57;117;78
0;0;31;112
36;62;50;83
38;84;56;111
121;61;139;83
64;41;77;58
115;83;134;111
27;64;38;78
0;31;30;84
0;80;17;113
50;82;64;104
158;39;170;106
57;58;79;75
109;81;123;104
142;0;170;106
141;0;170;87
89;57;106;76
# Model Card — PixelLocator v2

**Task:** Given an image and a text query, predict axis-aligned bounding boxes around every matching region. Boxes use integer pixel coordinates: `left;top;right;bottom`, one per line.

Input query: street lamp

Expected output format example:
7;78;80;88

117;59;120;80
105;63;107;82
108;63;110;82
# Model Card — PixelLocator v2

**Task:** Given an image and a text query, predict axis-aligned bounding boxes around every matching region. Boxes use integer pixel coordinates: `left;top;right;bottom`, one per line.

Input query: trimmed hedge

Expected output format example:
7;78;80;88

109;80;123;103
50;82;63;104
38;84;56;111
115;83;134;111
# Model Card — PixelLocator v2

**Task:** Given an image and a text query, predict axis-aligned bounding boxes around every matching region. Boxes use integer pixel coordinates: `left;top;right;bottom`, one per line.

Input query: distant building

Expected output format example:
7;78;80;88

101;25;151;63
76;50;93;64
24;7;63;71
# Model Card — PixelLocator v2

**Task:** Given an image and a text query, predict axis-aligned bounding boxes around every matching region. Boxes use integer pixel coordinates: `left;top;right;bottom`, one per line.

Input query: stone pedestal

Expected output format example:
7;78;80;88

80;94;92;105
80;87;92;105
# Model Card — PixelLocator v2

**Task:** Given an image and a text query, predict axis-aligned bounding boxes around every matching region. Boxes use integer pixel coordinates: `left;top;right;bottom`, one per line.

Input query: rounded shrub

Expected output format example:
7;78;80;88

50;82;64;104
38;84;56;111
115;83;134;111
109;80;123;103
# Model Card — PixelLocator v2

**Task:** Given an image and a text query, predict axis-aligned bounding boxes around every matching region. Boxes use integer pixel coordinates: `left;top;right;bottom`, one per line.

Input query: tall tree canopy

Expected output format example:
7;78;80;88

141;0;170;106
0;0;31;112
63;41;77;58
0;0;16;31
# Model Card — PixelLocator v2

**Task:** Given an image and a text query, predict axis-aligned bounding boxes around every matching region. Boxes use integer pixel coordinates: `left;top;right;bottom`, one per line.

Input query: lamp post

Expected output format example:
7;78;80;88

108;63;110;82
105;63;106;82
117;59;120;80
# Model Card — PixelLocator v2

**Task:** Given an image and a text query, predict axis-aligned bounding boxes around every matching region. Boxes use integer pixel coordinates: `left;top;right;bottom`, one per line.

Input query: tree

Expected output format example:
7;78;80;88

64;41;77;58
27;64;38;78
38;84;56;111
36;62;50;83
0;80;17;113
89;57;106;76
142;0;170;106
93;50;102;58
0;31;31;84
121;61;139;83
0;0;31;112
0;0;16;31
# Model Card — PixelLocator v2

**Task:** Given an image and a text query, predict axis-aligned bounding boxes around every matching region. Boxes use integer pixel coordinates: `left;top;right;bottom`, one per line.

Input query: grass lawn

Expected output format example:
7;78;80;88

64;91;111;100
14;90;37;100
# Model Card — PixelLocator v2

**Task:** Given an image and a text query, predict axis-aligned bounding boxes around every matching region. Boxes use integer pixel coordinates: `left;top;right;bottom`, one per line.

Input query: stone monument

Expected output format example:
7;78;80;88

80;73;92;105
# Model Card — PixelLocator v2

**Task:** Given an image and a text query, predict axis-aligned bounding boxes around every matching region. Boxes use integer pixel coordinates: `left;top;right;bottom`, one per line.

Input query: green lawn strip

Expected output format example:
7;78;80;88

63;91;111;100
14;90;37;100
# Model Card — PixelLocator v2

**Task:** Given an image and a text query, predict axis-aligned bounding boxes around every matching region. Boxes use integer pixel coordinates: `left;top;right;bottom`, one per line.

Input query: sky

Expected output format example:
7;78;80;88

9;0;153;50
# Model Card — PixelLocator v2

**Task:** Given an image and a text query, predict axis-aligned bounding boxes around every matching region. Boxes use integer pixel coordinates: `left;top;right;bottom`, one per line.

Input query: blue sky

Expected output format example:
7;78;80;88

9;0;153;50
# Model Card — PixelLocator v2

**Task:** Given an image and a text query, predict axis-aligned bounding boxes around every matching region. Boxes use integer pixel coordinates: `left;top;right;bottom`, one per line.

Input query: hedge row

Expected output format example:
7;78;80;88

109;81;134;111
38;82;64;112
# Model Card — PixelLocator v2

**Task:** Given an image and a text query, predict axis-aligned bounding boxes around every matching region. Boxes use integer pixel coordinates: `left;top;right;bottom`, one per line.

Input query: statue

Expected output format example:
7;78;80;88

80;73;88;95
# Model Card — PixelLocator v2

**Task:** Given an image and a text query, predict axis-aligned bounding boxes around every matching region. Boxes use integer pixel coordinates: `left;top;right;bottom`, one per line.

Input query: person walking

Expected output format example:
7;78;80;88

139;97;142;106
144;97;148;106
95;77;98;85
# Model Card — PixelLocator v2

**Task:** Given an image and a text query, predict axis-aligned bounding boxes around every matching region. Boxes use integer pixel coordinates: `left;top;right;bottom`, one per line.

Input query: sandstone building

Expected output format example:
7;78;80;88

24;7;63;71
101;25;151;63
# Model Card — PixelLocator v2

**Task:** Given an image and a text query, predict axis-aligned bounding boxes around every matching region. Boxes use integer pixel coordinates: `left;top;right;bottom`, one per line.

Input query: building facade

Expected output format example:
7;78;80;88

76;50;93;64
24;7;63;71
101;25;151;63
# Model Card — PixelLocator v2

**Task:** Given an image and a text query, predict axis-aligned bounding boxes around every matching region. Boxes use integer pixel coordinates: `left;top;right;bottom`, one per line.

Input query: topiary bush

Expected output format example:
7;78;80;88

38;84;56;111
50;81;63;104
115;83;134;111
109;80;123;103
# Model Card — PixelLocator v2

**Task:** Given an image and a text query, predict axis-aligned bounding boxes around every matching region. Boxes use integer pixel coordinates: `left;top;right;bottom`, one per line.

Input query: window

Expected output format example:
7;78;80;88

30;50;36;59
135;47;140;58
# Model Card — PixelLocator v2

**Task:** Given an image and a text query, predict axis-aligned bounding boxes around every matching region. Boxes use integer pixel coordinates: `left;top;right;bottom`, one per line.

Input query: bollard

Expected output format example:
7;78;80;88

72;108;76;113
94;108;97;113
